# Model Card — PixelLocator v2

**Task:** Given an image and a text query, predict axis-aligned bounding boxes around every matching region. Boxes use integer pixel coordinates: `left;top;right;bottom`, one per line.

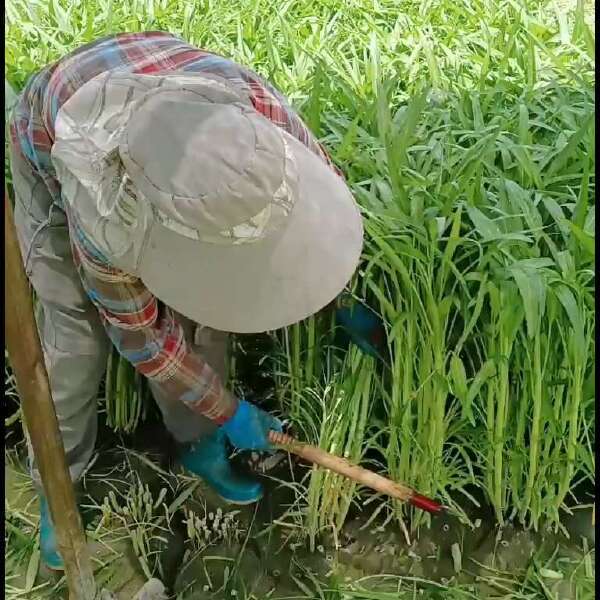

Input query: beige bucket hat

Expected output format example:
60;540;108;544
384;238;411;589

52;72;363;333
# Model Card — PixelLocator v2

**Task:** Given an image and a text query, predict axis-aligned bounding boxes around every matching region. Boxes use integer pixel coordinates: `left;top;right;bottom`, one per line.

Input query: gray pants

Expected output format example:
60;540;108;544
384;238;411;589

9;147;226;485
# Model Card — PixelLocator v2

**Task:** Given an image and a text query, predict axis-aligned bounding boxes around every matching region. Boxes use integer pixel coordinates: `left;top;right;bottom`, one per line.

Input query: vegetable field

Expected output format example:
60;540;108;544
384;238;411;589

5;0;595;598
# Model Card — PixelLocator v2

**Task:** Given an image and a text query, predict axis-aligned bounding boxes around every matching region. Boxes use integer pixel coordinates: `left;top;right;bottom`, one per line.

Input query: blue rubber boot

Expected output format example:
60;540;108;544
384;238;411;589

180;428;263;505
39;495;64;571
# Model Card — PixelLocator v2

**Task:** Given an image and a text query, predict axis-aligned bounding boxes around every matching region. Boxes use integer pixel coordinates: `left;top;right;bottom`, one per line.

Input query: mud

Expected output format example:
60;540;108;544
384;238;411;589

5;410;595;599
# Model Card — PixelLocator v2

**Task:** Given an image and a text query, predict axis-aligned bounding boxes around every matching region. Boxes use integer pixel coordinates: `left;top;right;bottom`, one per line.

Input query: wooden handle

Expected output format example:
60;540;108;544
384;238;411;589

268;430;444;514
5;191;96;599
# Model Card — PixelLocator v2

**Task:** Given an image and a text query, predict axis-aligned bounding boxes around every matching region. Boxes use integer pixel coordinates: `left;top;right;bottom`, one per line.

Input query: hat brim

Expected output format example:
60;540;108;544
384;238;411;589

137;134;363;333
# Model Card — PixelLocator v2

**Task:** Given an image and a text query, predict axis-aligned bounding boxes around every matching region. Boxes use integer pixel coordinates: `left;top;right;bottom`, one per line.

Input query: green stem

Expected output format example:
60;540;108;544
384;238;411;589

522;333;542;526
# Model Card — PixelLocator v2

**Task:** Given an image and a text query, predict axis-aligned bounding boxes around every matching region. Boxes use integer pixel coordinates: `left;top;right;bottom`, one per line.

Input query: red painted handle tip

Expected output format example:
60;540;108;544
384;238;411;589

409;492;445;514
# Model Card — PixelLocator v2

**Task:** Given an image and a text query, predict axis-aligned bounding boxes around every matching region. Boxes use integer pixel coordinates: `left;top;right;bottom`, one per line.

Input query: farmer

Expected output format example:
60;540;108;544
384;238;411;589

8;31;384;571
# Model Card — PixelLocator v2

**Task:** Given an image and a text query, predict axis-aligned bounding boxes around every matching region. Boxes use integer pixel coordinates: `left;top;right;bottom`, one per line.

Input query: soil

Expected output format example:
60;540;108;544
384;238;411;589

5;340;595;598
5;419;595;599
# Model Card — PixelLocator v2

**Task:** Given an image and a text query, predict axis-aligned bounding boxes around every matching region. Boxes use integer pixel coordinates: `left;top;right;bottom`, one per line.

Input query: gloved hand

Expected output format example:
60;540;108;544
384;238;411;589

335;294;386;359
221;399;283;452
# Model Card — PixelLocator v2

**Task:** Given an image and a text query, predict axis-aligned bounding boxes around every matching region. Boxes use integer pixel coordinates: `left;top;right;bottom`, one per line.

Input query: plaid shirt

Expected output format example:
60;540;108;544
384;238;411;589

9;31;338;424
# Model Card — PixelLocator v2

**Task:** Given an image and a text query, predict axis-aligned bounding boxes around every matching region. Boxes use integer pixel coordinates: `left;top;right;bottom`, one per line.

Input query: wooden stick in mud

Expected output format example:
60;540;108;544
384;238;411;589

268;430;444;514
4;191;96;600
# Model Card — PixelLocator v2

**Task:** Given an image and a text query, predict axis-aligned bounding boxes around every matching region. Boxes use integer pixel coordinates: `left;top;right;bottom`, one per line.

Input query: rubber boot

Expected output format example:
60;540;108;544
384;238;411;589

39;495;64;571
180;428;263;504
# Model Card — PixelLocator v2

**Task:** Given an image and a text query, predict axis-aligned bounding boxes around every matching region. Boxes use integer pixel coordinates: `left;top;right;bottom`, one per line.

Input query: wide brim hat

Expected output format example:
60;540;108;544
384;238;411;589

52;72;363;333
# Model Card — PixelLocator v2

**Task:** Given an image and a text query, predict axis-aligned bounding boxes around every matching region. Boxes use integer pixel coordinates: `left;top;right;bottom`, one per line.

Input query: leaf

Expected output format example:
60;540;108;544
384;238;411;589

442;203;463;265
451;542;462;574
51;0;71;33
450;355;470;422
541;195;570;240
5;408;21;427
504;179;543;233
539;568;563;580
546;114;594;176
167;481;200;515
466;205;530;243
510;258;555;269
498;281;526;340
291;574;316;597
518;103;530;144
153;487;168;510
25;547;40;592
466;360;496;407
555;6;570;45
584;206;595;235
573;158;590;229
454;274;488;355
380;87;428;210
305;62;325;136
466;206;501;238
507;263;547;338
553;284;585;360
511;145;542;188
569;223;595;257
553;286;583;334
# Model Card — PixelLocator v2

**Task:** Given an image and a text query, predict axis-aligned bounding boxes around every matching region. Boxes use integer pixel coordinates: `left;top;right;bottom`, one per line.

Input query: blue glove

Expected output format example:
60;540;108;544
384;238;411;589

221;400;283;452
335;295;386;358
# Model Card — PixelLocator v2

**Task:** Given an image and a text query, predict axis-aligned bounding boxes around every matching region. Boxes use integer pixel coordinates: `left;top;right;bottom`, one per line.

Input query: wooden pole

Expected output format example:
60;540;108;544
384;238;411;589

268;430;445;514
4;191;97;599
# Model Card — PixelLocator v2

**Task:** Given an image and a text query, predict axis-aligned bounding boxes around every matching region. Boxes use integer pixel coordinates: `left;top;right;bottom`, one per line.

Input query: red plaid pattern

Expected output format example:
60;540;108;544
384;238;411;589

9;32;340;424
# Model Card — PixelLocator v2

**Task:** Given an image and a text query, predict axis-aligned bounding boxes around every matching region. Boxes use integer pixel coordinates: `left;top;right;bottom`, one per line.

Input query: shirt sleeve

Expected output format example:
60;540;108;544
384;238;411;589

68;215;239;425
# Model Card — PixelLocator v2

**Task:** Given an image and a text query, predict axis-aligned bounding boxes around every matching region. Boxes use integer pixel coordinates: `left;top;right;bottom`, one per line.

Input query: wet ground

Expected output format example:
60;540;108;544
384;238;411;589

4;371;595;600
5;420;595;599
